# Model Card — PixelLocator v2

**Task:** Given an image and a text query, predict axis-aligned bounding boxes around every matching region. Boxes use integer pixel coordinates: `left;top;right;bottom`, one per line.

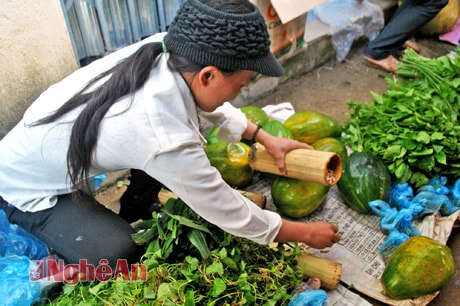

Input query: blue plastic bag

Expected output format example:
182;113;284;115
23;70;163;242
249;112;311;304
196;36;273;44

0;210;48;259
370;177;460;262
389;182;413;209
419;176;460;215
0;209;49;305
0;256;43;306
92;173;108;190
289;278;328;306
289;289;328;306
369;200;420;237
378;231;409;262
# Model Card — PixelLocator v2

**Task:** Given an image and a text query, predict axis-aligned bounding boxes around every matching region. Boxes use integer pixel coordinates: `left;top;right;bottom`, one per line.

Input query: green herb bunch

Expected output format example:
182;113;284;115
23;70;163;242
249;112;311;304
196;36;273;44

47;198;304;305
343;47;460;187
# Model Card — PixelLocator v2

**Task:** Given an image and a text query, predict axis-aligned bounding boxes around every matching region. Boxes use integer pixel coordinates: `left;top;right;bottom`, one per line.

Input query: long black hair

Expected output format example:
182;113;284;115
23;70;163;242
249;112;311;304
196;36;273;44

32;0;254;198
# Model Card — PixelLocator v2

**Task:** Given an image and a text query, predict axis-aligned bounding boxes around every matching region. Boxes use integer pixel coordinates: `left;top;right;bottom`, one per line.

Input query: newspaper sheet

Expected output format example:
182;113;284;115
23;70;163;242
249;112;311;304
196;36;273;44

243;172;459;306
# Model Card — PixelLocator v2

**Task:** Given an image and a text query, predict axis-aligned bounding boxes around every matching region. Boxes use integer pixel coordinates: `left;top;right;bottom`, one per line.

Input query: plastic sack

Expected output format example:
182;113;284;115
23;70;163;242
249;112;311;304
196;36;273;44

91;172;108;190
311;0;384;61
262;102;295;123
369;200;420;237
289;278;328;306
289;289;328;306
417;176;460;216
1;210;48;259
1;209;49;305
389;182;414;209
451;179;460;206
370;177;460;261
379;231;409;263
0;255;42;306
390;177;460;217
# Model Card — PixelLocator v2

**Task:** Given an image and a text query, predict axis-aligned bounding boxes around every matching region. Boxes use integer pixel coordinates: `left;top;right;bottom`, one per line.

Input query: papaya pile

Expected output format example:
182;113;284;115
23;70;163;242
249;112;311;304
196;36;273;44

268;109;346;218
204;106;346;218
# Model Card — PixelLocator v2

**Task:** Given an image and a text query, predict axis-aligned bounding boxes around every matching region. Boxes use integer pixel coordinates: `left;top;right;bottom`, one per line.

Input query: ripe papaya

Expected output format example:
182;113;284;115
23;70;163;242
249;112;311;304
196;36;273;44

204;141;254;188
337;152;391;213
381;236;455;300
311;137;347;160
284;110;342;144
271;176;329;218
240;105;269;126
262;120;294;139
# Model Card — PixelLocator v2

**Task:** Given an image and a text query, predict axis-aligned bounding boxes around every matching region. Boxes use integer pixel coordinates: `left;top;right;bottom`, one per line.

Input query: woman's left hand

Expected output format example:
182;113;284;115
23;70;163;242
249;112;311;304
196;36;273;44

259;130;312;175
244;121;312;175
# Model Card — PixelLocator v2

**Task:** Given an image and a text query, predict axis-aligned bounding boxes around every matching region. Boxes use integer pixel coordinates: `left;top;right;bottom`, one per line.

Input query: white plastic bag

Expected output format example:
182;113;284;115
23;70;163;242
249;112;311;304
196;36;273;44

312;0;384;61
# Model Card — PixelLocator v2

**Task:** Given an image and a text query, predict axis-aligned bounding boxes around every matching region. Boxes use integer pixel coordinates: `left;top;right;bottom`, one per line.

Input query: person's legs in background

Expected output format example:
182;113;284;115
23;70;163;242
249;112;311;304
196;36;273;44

363;0;448;71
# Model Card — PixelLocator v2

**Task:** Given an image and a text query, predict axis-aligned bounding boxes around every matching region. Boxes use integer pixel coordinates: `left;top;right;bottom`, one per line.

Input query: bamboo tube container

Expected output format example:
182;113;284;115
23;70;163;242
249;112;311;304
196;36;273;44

249;143;342;186
296;252;343;290
158;188;266;208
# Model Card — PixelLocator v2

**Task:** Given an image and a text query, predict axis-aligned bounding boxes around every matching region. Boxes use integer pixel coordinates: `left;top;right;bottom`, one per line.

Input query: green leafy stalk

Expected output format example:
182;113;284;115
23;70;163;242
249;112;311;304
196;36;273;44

343;48;460;187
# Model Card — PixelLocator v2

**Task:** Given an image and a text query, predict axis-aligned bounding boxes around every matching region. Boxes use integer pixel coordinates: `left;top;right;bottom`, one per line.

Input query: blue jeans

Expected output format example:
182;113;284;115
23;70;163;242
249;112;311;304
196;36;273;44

363;0;448;60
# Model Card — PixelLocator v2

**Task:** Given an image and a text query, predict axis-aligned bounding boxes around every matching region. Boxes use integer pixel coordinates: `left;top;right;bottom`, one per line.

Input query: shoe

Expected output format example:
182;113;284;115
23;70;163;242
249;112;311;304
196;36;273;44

364;55;399;73
402;40;420;53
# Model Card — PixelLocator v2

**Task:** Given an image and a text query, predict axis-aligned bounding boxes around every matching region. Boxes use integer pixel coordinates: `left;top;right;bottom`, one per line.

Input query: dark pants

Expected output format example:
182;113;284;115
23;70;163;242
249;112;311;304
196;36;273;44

363;0;448;60
0;169;162;268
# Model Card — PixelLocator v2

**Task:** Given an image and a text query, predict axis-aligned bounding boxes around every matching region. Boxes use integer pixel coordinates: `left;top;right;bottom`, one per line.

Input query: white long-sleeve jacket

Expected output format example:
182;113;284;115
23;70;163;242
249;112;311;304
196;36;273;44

0;33;282;244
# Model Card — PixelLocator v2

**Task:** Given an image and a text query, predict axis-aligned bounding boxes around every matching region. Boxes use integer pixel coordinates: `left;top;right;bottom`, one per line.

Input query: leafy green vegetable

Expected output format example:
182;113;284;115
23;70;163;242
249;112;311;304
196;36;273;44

343;47;460;187
47;198;304;305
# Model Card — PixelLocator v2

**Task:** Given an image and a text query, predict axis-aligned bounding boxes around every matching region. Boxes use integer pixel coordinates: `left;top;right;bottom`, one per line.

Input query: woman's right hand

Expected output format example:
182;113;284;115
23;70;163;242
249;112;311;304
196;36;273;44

275;219;340;249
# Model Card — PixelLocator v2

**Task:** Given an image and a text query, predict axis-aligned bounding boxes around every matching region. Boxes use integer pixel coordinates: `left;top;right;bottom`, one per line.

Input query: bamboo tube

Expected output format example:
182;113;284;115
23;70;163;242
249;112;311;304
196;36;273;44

158;188;266;208
249;143;342;186
296;252;342;290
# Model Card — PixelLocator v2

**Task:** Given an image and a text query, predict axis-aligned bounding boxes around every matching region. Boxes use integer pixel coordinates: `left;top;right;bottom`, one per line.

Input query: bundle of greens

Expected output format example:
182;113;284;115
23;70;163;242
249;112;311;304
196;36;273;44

343;47;460;187
47;198;304;305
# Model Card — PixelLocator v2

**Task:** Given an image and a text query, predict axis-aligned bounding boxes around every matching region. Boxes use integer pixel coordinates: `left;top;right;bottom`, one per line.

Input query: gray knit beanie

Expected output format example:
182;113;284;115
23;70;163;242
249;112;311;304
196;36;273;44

164;0;284;77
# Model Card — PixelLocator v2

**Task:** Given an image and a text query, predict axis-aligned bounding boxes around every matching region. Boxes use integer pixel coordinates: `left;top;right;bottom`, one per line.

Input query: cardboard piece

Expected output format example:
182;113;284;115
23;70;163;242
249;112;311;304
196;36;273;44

271;0;327;23
251;0;326;59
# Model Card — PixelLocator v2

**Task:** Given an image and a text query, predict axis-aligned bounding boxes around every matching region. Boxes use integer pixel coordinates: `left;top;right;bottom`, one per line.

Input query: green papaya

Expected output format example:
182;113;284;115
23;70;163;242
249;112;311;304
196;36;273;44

271;176;329;218
204;141;254;188
240;105;269;126
337;152;391;213
311;137;347;160
284;110;342;144
381;236;455;300
262;120;294;139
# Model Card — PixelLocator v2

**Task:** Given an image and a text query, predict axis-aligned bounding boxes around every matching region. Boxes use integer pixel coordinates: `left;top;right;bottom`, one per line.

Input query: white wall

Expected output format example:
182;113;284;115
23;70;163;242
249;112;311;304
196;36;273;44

0;0;78;138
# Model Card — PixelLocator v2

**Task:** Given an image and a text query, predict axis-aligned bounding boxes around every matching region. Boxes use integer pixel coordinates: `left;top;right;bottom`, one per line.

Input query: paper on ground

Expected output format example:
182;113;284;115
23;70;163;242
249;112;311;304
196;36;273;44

244;173;459;305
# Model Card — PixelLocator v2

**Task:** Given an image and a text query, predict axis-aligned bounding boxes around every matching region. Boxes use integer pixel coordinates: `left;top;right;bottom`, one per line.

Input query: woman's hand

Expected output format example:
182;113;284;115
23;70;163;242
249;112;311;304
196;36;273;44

244;120;312;175
276;219;340;249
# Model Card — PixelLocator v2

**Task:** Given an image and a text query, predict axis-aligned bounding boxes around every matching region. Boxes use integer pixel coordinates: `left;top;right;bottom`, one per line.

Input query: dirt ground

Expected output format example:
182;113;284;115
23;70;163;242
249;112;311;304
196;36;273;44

95;36;459;305
253;37;454;124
